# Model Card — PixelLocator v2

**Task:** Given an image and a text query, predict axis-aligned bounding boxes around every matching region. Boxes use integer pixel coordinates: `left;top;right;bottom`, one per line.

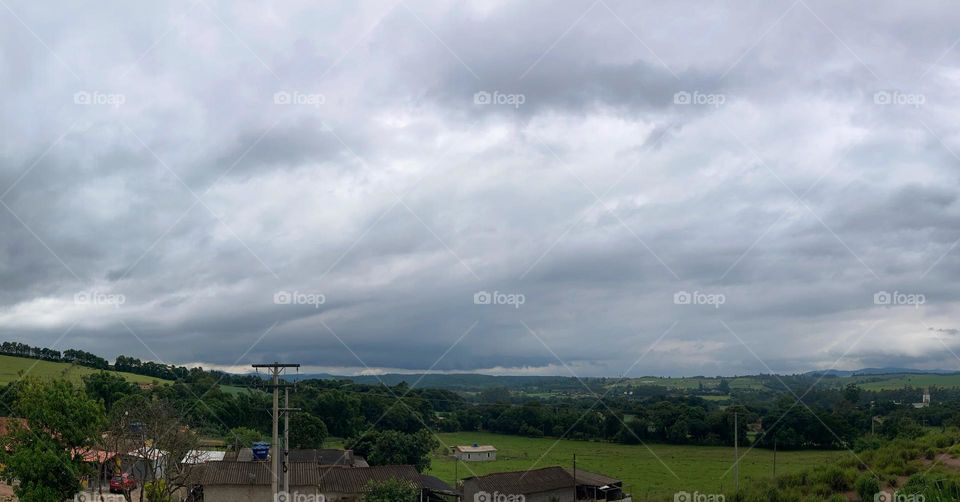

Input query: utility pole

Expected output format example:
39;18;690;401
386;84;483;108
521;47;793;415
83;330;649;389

282;387;301;497
572;453;577;502
773;438;777;478
733;412;739;493
253;362;300;501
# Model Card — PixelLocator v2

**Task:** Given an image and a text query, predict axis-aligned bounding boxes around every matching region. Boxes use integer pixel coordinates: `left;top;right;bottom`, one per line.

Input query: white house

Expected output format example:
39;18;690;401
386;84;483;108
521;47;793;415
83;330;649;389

181;449;226;464
453;444;497;461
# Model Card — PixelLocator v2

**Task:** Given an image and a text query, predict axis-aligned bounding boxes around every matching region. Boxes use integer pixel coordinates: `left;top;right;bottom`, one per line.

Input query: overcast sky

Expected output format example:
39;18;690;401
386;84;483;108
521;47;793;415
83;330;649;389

1;0;959;377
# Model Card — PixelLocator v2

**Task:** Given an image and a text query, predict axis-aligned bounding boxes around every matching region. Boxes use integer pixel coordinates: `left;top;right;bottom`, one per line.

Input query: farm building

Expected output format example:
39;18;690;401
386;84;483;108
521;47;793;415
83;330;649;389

200;463;455;502
460;466;629;502
453;444;497;461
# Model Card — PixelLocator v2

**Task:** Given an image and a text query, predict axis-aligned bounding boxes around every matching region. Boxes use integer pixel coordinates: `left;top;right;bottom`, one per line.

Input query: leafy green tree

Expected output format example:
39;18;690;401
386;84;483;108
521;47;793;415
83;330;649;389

348;430;438;472
308;389;365;437
0;379;105;502
227;426;264;449
364;478;419;502
479;387;511;403
83;371;139;412
843;384;861;404
290;413;328;448
717;379;731;394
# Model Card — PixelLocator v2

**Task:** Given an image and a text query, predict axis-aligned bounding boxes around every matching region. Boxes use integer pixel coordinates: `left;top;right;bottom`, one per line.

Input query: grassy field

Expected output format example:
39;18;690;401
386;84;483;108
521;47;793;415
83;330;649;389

848;373;960;390
0;354;168;385
611;376;765;391
426;432;845;501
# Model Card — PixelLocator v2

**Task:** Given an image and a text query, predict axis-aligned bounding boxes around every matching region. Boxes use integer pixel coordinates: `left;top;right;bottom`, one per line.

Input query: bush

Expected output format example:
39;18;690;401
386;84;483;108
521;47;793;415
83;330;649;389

364;478;419;502
809;465;854;492
854;474;879;502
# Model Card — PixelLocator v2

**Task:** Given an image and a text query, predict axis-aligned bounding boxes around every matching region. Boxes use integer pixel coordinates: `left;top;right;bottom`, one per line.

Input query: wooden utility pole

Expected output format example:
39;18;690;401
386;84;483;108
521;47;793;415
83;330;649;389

282;387;301;497
773;438;777;477
572;453;577;502
733;412;739;492
253;362;300;501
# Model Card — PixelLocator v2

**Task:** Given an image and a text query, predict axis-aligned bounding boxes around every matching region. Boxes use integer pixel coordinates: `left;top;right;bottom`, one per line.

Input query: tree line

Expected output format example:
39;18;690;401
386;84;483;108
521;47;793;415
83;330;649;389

1;340;264;387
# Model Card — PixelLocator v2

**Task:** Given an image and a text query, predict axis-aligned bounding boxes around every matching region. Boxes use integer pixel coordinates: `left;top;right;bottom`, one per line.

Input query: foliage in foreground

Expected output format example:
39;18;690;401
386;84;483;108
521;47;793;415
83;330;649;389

0;379;105;502
725;429;960;502
364;478;419;502
347;429;439;473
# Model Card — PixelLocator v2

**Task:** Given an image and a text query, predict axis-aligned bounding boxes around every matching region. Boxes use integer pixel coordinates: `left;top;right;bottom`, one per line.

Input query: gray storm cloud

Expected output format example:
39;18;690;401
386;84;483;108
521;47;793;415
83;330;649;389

1;0;960;376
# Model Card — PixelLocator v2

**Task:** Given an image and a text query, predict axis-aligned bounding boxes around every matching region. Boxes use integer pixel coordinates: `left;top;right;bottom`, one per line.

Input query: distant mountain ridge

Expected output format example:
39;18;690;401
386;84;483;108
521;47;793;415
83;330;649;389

804;367;957;377
279;372;588;390
249;367;960;390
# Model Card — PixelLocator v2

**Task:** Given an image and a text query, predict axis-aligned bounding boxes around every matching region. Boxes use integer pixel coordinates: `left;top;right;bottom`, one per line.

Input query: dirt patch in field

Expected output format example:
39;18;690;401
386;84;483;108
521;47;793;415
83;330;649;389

0;482;16;501
930;453;960;470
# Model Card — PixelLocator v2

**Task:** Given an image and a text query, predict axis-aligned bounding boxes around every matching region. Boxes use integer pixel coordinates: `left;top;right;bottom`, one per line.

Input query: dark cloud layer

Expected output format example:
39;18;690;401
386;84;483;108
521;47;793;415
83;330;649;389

2;0;960;376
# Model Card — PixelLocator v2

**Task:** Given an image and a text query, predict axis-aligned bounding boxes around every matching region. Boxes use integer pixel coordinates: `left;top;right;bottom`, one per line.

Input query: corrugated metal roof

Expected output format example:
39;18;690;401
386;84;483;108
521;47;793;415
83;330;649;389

420;474;457;494
233;448;356;465
316;465;424;492
201;462;428;492
465;467;621;494
455;445;497;453
466;467;573;494
565;468;621;487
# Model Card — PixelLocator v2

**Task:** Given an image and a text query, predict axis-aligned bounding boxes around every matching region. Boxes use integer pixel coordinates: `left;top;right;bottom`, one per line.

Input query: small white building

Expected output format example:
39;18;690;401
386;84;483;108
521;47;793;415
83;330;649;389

453;444;497;461
181;449;226;464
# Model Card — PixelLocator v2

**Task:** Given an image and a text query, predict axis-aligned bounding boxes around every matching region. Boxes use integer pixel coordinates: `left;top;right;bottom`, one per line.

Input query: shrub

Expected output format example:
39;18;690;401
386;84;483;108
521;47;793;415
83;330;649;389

854;474;879;502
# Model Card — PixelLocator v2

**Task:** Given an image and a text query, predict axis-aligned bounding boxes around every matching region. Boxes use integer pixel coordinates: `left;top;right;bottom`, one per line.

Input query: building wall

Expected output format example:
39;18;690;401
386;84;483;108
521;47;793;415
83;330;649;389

456;451;496;461
204;485;324;502
462;480;572;502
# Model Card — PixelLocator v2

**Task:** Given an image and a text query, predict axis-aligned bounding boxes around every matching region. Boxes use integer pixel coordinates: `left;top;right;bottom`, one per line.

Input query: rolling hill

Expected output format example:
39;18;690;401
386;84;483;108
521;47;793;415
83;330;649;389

0;354;171;386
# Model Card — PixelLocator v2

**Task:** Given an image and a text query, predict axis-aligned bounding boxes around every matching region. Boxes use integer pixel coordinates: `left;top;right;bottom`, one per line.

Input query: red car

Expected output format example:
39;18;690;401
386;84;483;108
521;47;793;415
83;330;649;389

109;473;138;493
